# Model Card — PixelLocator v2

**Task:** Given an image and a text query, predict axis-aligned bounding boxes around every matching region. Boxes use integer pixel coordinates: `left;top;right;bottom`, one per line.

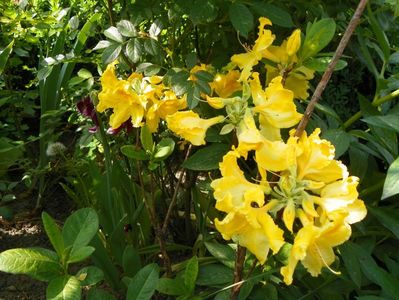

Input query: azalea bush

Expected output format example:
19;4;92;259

1;0;399;299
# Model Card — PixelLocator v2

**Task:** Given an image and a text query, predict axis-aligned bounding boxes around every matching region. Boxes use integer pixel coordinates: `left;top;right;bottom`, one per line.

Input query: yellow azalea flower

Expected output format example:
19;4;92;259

250;73;302;132
286;29;301;57
315;176;367;223
166;111;224;146
97;62;146;128
205;95;227;109
294;128;348;185
255;138;296;172
210;70;242;98
231;17;275;81
281;215;352;285
235;109;264;156
215;209;285;264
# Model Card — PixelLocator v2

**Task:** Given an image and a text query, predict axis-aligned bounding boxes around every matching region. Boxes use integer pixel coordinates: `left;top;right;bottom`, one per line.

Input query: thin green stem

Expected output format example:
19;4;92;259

342;89;399;129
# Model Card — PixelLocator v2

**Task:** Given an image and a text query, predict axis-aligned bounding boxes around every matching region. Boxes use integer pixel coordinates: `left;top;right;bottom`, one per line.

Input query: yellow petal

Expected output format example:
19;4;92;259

286;29;301;56
283;201;296;232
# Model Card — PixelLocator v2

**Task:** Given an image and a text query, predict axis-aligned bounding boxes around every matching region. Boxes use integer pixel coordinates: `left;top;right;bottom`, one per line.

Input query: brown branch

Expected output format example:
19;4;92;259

294;0;368;137
231;245;247;300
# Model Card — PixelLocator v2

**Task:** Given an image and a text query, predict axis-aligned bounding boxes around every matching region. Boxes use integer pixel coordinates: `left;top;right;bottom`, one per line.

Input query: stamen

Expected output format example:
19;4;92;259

315;244;341;275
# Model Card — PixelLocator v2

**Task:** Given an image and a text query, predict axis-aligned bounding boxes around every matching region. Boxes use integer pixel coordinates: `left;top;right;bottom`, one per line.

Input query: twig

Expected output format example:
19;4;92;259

295;0;368;137
231;245;247;300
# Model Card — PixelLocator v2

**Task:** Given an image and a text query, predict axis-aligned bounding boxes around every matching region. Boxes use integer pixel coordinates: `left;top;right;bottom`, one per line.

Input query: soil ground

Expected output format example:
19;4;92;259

0;188;74;300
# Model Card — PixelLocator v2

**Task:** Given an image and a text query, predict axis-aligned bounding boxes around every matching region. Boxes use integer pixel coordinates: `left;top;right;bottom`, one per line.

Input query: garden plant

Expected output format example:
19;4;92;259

1;0;399;299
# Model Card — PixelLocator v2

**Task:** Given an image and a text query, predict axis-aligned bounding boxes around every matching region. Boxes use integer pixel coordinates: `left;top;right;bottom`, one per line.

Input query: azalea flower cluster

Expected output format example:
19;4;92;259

95;17;367;285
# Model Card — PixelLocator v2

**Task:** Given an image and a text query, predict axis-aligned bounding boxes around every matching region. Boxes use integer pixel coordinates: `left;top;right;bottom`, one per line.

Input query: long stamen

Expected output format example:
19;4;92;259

315;244;341;275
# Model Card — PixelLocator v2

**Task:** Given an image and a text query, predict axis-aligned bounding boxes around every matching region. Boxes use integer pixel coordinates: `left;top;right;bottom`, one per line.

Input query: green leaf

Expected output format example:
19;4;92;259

149;19;163;38
382;156;399;200
193;70;213;82
62;208;99;253
368;206;399;238
204;242;235;269
0;248;62;281
68;246;95;264
121;145;148;160
220;124;235;135
104;26;124;43
187;85;201;109
123;245;141;277
362;114;399;132
0;40;14;75
304;57;347;72
322;129;351;158
339;243;362;288
229;3;254;38
249;2;294;28
46;275;81;300
76;266;104;286
144;39;161;56
301;19;336;61
189;0;218;25
157;278;186;296
102;44;122;66
350;241;399;299
93;40;112;51
196;264;234;286
127;263;159;300
126;39;143;63
184;256;198;294
135;63;161;76
117;20;137;37
87;288;117;300
183;143;230;171
153;138;175;161
140;124;153;152
42;212;64;257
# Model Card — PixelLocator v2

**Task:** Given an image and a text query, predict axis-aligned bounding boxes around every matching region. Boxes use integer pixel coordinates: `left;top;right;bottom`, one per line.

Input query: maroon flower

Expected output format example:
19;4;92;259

77;96;99;133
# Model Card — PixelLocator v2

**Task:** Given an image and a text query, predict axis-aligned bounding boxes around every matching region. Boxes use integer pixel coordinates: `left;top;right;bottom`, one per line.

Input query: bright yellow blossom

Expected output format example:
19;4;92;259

231;17;275;81
210;70;242;98
166;111;224;146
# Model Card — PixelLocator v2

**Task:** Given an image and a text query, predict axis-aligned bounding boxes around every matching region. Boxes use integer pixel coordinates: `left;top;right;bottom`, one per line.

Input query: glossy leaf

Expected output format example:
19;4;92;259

249;2;293;28
117;20;137;37
153;138;175;161
102;44;122;66
0;248;62;282
125;39;143;63
189;0;218;25
368;206;399;238
184;256;199;294
381;156;399;200
42;212;64;257
46;275;81;300
157;278;186;296
126;263;159;300
62;208;99;253
0;40;14;75
87;288;117;300
322;129;351;158
68;246;95;264
196;264;233;286
304;57;347;72
121;145;148;160
204;242;235;269
229;3;254;38
76;266;104;286
104;26;124;43
183;143;230;171
140;124;153;152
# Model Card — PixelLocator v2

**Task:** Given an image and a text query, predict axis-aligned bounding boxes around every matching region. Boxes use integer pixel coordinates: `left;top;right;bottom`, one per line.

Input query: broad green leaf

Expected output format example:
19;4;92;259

368;206;399;238
349;144;369;181
304;57;347;72
153;138;175;161
68;246;95;264
381;156;399;200
300;19;336;61
104;26;124;43
182;143;230;171
157;278;186;296
220;124;235;135
249;2;294;28
196;264;233;286
126;39;143;63
135;63;161;76
0;40;14;75
189;0;218;25
102;44;122;66
204;242;235;269
123;245;141;277
184;256;199;294
144;39;161;56
322;129;351;158
87;288;117;300
356;297;387;300
362;114;399;132
126;263;159;300
170;70;191;96
93;40;112;51
62;208;99;253
195;79;212;95
46;275;81;300
0;248;62;281
140;124;153;152
351;241;399;299
121;145;148;160
187;85;201;109
42;212;64;257
339;243;362;288
76;266;104;286
149;19;163;38
229;3;254;38
250;284;278;300
117;20;137;37
193;70;213;82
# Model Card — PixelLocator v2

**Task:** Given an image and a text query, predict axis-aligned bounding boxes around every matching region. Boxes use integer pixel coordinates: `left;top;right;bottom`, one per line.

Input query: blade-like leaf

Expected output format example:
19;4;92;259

42;212;64;257
127;263;159;300
0;40;14;75
184;256;199;294
0;248;62;281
